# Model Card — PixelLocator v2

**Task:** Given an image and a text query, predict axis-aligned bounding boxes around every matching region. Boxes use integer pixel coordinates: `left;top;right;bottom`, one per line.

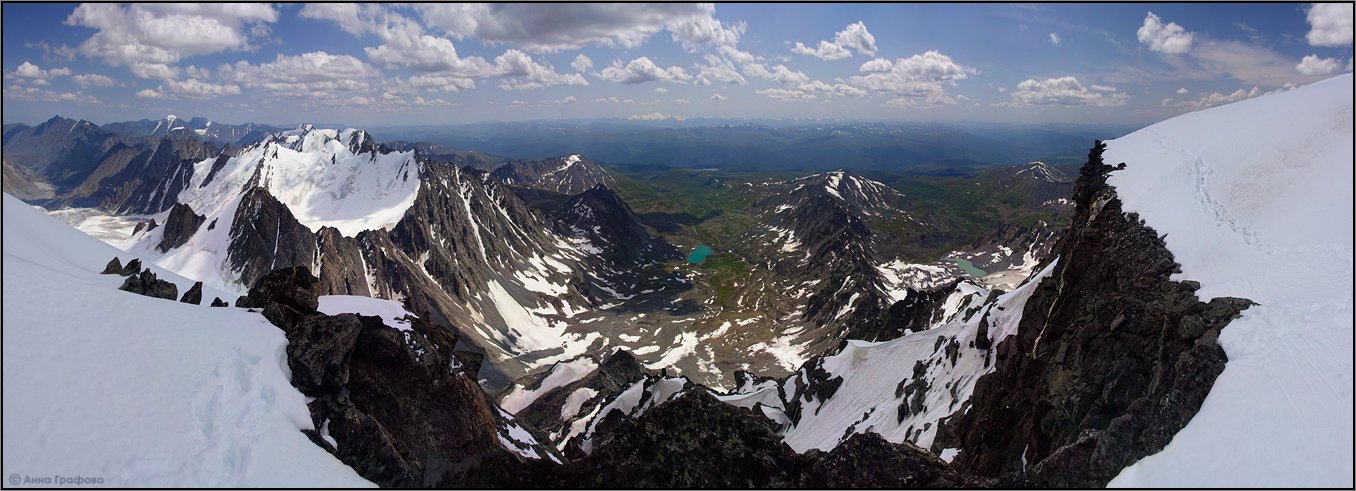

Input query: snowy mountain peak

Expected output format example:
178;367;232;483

489;153;616;195
1015;161;1070;183
783;169;906;215
175;126;419;238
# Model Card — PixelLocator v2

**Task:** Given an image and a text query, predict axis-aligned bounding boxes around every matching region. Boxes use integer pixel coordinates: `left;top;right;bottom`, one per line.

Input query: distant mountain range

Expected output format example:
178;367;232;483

369;120;1137;171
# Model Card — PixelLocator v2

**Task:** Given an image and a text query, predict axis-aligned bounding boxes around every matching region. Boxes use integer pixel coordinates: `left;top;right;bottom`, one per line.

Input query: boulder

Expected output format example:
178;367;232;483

179;281;203;305
131;218;158;236
120;258;142;276
287;313;364;395
210;297;229;307
235;266;321;331
100;257;123;274
118;269;177;300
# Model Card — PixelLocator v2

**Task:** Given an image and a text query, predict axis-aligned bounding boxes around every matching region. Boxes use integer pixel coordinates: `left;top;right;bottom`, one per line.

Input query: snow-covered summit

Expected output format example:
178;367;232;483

1106;73;1353;487
783;170;906;217
178;126;419;238
489;153;616;195
1014;161;1070;183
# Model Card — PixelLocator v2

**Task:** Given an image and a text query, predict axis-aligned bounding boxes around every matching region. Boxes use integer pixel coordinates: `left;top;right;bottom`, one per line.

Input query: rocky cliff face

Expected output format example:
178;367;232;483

237;267;559;487
242;263;997;488
551;185;683;298
3;116;225;214
498;350;649;454
938;141;1253;487
156;202;205;253
63;134;220;214
564;391;990;488
227;187;321;286
2;116;116;194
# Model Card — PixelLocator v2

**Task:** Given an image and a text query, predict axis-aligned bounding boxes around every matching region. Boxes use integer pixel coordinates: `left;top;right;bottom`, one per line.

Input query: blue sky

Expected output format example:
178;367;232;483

3;3;1352;127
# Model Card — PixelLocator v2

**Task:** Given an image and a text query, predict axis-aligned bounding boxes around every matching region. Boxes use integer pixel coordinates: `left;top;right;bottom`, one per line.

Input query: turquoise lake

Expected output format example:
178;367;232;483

687;245;715;263
945;257;988;277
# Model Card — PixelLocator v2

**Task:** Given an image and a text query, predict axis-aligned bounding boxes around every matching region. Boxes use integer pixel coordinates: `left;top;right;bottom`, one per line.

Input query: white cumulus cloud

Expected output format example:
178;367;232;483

627;112;684;121
217;51;376;98
1295;54;1341;75
64;3;277;70
135;78;241;99
1137;12;1194;54
599;57;692;84
1005;76;1128;107
755;88;817;101
1306;3;1353;47
790;21;877;60
7;61;71;82
416;4;742;52
71;73;119;87
572;54;593;73
847;50;975;105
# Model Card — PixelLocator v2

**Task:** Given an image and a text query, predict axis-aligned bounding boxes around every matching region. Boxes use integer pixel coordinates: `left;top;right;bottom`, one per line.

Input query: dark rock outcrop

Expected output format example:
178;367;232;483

232;266;320;330
802;432;992;488
314;226;371;296
940;141;1254;487
240;267;558;487
131;218;157;236
550;185;683;300
288;314;364;395
565;390;802;487
120;258;142;276
156;202;205;252
100;257;123;274
210;297;229;307
118;268;177;300
864;280;964;341
973;312;993;351
781;357;845;425
227;188;320;288
565;390;988;488
179;281;203;304
502;349;649;453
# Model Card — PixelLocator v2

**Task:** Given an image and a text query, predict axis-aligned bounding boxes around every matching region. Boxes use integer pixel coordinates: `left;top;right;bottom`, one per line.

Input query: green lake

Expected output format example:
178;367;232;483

687;245;715;263
945;257;988;277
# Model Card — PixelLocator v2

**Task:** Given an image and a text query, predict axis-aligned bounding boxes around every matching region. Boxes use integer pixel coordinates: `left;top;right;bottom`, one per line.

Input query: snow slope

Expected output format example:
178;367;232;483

780;261;1057;452
500;357;600;414
1;193;371;487
318;295;415;331
1105;74;1353;487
